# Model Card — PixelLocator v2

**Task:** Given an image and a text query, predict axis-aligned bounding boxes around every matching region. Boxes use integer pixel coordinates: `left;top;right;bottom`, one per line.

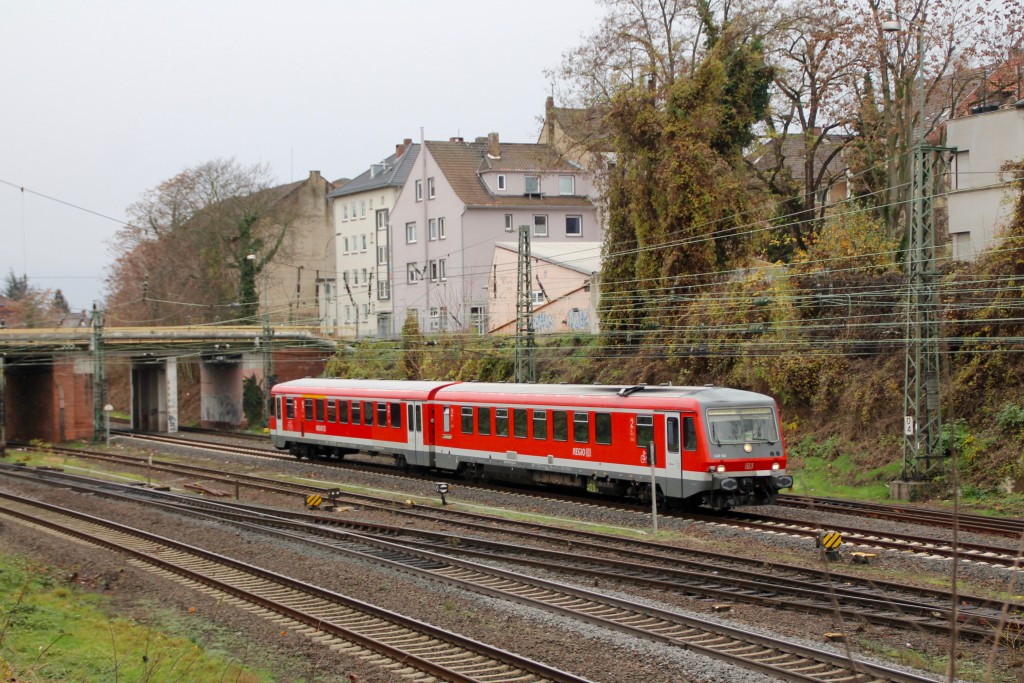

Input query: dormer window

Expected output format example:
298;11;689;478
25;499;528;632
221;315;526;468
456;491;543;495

497;174;506;191
524;175;540;195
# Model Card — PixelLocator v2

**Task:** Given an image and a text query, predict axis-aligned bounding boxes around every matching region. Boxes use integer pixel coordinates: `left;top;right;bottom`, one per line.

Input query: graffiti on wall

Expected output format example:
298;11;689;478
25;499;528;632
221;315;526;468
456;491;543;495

566;307;590;331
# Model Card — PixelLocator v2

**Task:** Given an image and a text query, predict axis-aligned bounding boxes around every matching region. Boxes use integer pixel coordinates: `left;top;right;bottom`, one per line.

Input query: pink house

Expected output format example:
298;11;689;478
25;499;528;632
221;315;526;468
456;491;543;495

388;133;600;335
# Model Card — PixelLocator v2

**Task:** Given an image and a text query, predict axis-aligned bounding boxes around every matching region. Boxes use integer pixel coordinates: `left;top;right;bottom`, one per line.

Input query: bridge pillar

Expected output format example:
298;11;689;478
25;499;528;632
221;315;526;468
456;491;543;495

130;357;178;433
1;354;94;444
200;353;248;429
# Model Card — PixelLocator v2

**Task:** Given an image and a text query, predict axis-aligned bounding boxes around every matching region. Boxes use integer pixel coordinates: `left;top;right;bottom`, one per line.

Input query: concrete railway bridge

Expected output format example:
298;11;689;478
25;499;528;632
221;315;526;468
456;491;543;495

0;325;334;450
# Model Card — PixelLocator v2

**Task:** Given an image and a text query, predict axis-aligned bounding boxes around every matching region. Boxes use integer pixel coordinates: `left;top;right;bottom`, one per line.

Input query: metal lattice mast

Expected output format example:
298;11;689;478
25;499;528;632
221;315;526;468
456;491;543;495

902;145;950;479
515;224;535;383
91;306;106;442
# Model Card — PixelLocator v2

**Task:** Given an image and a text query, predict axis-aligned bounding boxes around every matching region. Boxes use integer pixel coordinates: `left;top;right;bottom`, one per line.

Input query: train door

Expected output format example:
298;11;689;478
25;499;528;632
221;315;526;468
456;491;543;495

658;412;684;499
406;401;426;466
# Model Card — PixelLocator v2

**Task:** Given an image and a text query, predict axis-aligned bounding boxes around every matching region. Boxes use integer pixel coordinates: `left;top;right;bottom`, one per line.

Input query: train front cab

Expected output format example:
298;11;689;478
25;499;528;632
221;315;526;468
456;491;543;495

699;405;793;510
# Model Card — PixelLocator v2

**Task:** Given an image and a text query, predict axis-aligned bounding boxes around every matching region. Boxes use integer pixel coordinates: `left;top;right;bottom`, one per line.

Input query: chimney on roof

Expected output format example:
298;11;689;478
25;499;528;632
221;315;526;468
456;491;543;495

396;137;413;159
546;96;555;145
487;132;500;159
450;136;464;142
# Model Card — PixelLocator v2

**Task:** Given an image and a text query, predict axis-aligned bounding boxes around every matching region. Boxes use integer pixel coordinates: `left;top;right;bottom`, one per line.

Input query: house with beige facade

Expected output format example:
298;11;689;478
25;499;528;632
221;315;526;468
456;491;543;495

487;241;602;335
388;133;600;336
324;140;418;338
260;170;335;328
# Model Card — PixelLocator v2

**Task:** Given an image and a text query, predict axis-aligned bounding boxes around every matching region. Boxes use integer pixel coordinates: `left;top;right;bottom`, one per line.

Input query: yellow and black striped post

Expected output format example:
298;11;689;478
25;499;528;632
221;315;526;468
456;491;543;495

817;530;843;561
306;493;323;509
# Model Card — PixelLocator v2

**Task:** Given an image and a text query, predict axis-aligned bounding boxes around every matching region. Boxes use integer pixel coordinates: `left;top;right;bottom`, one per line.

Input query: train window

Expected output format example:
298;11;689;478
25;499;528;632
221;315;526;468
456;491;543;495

339;400;349;424
351;401;362;424
377;402;388;426
477;407;491;435
443;406;452;433
275;397;281;420
552;411;568;441
667;416;680;454
315;399;325;422
285;398;295;419
461;407;474;433
573;412;589;443
495;408;509;437
304;399;314;420
391;403;402;428
415;405;422;432
707;407;778;445
364;401;374;426
683;416;697;451
595;413;612;445
513;409;528;438
327;400;336;423
637;415;654;449
532;410;547;440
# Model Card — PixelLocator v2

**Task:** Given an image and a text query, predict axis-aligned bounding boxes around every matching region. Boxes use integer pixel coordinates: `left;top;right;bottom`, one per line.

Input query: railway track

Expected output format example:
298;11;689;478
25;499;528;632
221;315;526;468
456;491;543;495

0;490;588;683
43;434;1024;572
6;459;1022;647
0;482;943;683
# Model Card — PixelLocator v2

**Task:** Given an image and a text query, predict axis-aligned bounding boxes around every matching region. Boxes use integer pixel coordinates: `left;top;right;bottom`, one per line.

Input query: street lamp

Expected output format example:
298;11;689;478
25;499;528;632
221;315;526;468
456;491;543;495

881;10;926;150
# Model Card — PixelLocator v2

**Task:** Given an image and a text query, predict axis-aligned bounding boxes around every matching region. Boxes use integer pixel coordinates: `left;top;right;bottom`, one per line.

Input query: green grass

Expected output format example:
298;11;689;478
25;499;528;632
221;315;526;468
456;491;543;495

788;451;900;501
0;553;273;682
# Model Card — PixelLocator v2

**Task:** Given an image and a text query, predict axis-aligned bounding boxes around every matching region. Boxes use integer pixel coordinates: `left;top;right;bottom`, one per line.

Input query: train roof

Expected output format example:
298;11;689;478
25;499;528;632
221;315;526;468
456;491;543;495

434;382;773;406
272;378;774;407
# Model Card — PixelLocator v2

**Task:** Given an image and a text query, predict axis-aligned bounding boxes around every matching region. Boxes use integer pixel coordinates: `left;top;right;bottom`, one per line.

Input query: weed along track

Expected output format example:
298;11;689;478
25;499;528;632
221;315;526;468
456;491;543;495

0;492;587;683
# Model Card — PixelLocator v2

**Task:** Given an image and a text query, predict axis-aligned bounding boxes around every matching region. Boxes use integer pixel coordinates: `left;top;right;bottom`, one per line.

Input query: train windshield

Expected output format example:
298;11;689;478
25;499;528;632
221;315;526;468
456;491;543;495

706;407;778;445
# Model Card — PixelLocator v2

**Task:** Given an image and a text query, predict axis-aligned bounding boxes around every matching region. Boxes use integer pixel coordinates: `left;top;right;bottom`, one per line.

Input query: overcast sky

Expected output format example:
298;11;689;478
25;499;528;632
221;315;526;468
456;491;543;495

0;0;601;311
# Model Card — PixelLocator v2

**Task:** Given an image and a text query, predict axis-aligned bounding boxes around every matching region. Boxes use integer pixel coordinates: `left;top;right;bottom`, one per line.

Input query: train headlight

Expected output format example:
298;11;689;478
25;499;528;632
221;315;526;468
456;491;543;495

771;462;780;471
743;443;753;453
716;464;726;474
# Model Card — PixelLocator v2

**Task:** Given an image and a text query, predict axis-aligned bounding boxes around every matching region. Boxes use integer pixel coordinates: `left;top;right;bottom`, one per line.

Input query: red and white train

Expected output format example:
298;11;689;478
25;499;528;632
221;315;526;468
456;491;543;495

269;379;792;510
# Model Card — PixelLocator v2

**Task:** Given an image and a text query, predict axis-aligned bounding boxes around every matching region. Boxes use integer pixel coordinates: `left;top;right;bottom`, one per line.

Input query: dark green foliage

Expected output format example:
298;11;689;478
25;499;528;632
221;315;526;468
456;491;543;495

2;270;29;301
600;23;773;341
242;374;265;427
401;312;423;379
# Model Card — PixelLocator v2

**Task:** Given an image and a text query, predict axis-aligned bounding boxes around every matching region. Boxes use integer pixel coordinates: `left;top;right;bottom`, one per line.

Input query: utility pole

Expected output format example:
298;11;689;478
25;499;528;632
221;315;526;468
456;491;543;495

91;305;106;442
883;12;954;480
515;224;536;383
261;266;273;424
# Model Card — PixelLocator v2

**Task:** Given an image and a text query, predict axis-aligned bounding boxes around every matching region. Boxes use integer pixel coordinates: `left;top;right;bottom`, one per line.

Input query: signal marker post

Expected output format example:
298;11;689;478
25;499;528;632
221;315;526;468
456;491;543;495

647;442;658;533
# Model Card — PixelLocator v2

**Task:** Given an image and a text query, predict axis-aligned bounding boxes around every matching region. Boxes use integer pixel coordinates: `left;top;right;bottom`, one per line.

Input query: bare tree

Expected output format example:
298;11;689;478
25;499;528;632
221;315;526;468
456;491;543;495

105;159;293;326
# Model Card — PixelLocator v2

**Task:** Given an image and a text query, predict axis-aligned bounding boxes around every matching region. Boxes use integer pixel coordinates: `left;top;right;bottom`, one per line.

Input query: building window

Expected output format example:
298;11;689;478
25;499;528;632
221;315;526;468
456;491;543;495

497;174;506;191
533;214;548;237
559;175;575;195
428;177;436;199
344;305;351;323
429;218;437;241
343;237;350;253
360;200;366;216
362;268;368;284
375;208;388;229
415;179;423;201
470;305;487;334
362;303;369;321
524;175;540;194
438;217;446;239
505;214;514;232
361;235;367;252
377;246;388;265
352;269;358;286
429;260;439;282
531;290;545;306
566;215;582;237
377;278;390;300
407;263;421;284
343;204;349;220
429;307;440;331
406;222;416;243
